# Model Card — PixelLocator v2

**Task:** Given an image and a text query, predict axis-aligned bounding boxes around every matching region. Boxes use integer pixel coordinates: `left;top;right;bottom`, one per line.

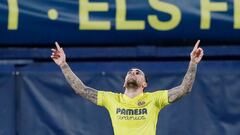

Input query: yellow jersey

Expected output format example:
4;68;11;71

97;90;170;135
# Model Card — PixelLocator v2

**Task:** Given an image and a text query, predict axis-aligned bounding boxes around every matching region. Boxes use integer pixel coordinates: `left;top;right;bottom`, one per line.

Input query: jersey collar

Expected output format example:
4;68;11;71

123;93;144;102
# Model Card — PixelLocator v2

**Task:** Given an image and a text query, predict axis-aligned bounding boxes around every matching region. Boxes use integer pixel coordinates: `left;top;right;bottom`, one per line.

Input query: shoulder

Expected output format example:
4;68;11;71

97;90;121;107
146;90;170;107
143;90;168;101
98;91;121;101
98;91;120;97
147;90;168;97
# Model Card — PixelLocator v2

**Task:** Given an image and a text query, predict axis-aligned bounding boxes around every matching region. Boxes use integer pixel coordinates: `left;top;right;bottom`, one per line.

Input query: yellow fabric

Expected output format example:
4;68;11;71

97;90;169;135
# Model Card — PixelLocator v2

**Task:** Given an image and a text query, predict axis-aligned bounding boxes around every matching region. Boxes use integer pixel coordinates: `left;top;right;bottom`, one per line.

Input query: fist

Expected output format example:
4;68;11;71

190;40;204;64
51;42;66;66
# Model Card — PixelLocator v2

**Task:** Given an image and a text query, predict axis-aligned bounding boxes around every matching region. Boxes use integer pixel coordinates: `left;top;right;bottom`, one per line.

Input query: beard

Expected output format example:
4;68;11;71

125;77;140;89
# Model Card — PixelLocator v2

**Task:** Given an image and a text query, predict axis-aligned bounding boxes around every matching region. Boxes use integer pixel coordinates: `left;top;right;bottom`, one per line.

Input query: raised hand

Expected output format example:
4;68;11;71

190;40;204;64
51;42;66;66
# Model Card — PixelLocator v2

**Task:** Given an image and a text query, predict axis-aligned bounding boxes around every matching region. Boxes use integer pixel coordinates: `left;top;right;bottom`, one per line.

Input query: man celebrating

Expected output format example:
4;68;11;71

51;40;204;135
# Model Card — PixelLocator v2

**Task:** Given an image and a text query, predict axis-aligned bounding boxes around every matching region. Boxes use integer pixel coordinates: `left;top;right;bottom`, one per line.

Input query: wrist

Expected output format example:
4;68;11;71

190;60;197;67
60;61;67;68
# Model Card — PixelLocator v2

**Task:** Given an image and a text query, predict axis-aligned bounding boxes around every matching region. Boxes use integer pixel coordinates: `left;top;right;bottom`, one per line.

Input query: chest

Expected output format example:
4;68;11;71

107;97;159;122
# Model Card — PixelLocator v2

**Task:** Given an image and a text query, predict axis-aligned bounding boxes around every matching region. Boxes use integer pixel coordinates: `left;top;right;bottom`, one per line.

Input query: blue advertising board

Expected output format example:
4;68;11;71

0;0;239;45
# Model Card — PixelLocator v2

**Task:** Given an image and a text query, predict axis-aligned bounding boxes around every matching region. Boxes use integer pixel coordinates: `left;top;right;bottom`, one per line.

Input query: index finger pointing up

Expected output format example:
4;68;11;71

55;42;61;50
193;40;200;50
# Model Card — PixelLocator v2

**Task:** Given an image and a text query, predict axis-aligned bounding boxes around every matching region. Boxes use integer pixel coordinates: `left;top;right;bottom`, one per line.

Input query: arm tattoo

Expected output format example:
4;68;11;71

61;63;98;104
168;62;197;103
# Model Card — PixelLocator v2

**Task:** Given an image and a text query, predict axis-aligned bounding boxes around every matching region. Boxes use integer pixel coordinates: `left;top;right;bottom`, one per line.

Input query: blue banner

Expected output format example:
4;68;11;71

1;61;240;135
0;0;239;45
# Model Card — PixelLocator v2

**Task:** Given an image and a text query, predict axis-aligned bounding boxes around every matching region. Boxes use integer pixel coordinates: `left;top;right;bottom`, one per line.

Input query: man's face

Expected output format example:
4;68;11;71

123;68;147;89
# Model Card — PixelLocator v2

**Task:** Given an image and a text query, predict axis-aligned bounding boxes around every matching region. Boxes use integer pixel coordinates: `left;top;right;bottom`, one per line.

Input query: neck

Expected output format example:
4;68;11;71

124;88;143;98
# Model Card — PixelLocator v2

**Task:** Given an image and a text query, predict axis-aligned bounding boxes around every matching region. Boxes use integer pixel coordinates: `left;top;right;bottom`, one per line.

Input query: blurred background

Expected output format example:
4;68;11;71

0;0;240;135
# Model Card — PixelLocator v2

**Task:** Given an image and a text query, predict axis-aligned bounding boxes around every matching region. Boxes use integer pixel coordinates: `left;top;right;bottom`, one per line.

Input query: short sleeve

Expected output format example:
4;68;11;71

97;91;104;106
153;90;170;109
97;91;116;108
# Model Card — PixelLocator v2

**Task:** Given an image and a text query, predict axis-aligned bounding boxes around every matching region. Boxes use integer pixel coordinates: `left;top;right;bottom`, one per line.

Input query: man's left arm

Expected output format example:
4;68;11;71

168;40;204;103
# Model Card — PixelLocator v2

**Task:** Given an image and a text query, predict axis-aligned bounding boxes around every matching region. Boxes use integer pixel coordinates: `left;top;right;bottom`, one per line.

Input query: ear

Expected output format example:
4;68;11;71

143;82;148;88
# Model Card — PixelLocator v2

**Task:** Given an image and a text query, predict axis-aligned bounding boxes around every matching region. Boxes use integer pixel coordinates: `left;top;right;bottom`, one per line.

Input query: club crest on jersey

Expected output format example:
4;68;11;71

137;101;145;106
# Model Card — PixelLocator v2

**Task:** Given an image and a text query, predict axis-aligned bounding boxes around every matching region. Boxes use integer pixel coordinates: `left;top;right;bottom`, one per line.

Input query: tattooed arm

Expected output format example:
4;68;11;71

168;62;197;103
51;42;97;104
168;40;204;103
60;63;97;104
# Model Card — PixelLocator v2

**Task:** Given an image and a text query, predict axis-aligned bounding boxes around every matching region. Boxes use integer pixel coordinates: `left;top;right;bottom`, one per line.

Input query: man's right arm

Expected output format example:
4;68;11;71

60;63;98;105
51;42;98;105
